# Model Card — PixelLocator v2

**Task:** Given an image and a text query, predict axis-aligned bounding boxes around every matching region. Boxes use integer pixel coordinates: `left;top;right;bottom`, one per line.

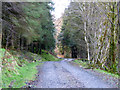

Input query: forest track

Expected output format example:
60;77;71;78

34;60;118;88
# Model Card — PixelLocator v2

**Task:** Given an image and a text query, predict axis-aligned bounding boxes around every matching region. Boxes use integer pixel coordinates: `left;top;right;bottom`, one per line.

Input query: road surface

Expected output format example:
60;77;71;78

33;60;118;88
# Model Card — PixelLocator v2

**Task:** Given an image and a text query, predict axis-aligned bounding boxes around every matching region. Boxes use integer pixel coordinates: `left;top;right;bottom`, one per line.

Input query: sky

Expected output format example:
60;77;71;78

52;0;70;19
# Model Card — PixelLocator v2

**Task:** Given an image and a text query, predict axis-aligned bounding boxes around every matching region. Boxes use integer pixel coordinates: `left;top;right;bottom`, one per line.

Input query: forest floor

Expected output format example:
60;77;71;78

30;60;119;88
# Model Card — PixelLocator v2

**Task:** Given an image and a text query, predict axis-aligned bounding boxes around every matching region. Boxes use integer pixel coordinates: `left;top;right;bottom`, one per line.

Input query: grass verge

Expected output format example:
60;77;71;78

73;59;119;78
41;50;61;61
1;49;61;88
94;69;119;78
0;48;41;88
74;59;90;68
2;61;40;88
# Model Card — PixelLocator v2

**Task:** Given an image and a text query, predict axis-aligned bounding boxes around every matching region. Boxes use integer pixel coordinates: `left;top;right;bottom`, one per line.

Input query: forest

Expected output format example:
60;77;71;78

58;2;120;74
0;1;120;88
1;2;55;53
0;2;57;88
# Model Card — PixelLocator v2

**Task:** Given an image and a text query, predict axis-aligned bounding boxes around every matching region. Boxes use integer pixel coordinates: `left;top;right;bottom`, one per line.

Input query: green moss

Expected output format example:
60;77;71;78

94;69;119;78
0;48;5;60
1;48;41;88
74;59;119;78
74;59;90;68
41;50;60;61
0;48;6;88
1;49;60;88
2;61;40;88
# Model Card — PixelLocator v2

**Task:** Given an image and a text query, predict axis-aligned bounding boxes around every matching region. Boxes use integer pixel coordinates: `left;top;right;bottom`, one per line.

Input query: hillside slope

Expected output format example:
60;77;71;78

0;49;60;88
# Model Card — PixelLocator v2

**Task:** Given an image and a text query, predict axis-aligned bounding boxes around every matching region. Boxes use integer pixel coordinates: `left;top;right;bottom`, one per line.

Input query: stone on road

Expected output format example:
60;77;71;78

36;61;116;88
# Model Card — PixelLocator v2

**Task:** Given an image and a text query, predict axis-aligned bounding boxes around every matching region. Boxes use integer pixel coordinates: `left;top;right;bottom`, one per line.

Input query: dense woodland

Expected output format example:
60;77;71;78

0;2;119;75
0;1;120;88
1;2;55;54
58;2;120;74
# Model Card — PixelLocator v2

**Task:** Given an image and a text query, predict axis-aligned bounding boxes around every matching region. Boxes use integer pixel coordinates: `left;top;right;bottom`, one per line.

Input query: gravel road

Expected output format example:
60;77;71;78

35;60;118;88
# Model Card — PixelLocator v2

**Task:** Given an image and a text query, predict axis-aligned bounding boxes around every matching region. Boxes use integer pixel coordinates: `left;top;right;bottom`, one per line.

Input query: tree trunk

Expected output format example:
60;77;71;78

71;45;77;58
84;21;90;61
21;37;24;50
11;27;14;49
117;1;120;77
18;34;20;50
0;30;2;48
109;4;116;72
0;2;2;48
0;2;2;86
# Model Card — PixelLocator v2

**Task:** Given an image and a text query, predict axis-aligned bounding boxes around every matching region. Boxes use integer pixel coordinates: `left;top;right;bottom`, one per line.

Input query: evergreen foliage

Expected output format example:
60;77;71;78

2;2;55;53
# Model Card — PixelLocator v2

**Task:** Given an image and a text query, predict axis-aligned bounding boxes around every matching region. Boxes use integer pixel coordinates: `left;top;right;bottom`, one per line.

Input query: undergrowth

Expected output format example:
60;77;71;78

0;48;41;88
41;50;61;61
74;59;119;78
74;59;90;69
0;48;61;88
2;61;40;88
94;69;119;78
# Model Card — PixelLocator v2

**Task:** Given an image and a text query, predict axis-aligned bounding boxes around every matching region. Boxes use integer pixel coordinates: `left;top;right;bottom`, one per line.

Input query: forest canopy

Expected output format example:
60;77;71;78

58;2;120;73
2;2;55;53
